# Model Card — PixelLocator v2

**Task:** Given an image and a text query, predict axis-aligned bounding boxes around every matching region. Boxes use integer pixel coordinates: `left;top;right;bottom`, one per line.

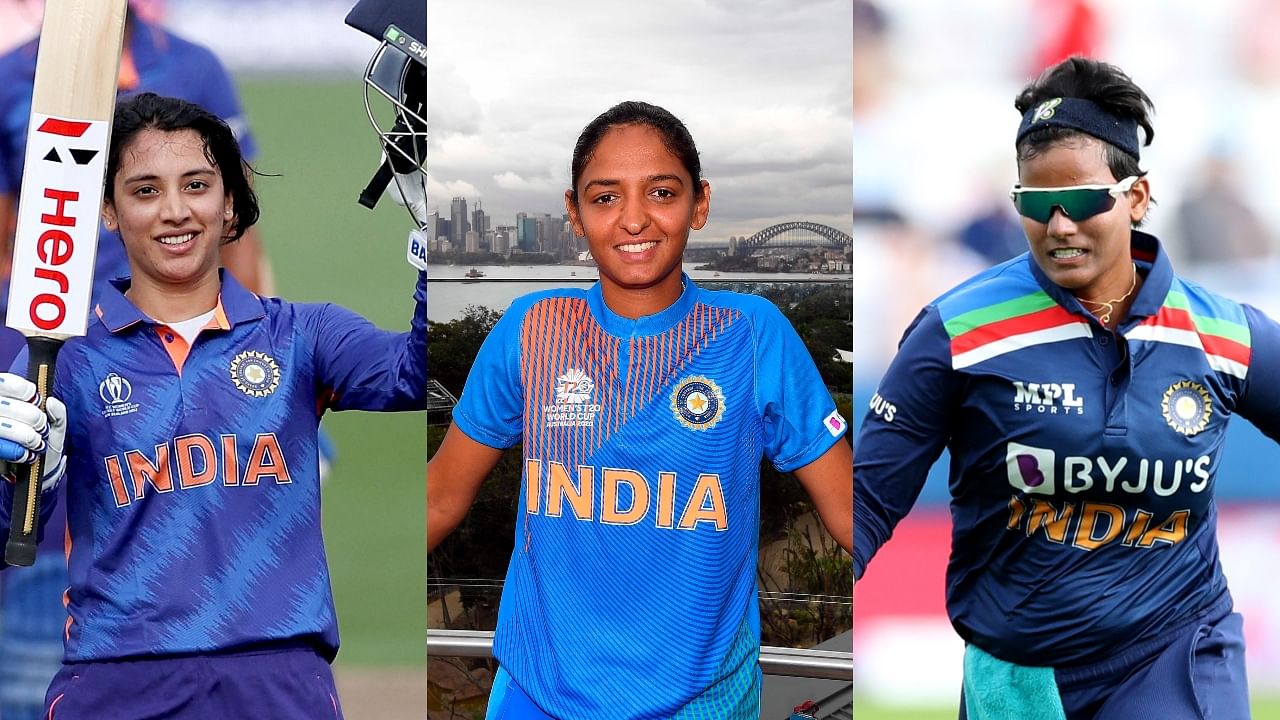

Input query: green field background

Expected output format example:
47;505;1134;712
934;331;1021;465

237;75;425;669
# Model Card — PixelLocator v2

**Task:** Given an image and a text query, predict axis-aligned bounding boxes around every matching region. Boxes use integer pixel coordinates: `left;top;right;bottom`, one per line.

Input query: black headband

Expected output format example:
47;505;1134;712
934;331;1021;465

1016;97;1141;160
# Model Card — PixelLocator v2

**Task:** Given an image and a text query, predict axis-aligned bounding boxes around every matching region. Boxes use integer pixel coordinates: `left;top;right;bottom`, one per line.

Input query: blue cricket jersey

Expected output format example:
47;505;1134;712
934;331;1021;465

0;270;427;661
854;230;1280;666
452;277;845;719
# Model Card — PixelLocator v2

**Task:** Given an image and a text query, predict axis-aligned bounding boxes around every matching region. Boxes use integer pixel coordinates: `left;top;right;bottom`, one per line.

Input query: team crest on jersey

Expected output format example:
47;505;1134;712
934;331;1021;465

229;351;281;398
99;372;140;418
1161;380;1211;436
543;368;601;428
671;376;725;431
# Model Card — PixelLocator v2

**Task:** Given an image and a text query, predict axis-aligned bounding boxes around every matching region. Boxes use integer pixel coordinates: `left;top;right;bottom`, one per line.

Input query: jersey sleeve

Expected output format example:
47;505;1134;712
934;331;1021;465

1234;304;1280;440
308;270;426;411
450;298;528;450
853;305;960;579
752;300;843;473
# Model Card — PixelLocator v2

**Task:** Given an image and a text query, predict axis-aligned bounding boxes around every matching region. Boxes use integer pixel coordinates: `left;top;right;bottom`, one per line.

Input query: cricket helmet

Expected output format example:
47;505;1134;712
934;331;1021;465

347;0;426;214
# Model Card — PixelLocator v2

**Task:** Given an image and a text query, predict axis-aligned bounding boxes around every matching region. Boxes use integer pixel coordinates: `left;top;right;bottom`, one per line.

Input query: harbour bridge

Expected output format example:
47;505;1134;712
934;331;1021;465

689;221;853;255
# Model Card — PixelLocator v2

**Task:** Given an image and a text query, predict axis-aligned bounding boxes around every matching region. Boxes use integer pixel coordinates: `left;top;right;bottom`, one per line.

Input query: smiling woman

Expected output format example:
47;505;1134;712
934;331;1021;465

0;92;427;719
426;100;852;719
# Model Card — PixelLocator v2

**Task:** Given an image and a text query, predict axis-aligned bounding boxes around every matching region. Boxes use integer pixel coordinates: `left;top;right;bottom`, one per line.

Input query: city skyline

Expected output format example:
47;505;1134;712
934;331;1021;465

427;0;853;242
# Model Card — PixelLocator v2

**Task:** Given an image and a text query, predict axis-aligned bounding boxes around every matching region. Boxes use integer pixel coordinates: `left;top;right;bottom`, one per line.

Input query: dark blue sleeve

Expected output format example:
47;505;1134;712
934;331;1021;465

853;306;961;579
1235;304;1280;441
451;299;527;450
309;270;426;412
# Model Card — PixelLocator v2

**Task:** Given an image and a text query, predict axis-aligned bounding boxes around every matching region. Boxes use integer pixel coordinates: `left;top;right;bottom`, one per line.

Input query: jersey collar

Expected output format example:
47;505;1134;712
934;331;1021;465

94;269;267;334
586;273;701;338
1027;229;1172;328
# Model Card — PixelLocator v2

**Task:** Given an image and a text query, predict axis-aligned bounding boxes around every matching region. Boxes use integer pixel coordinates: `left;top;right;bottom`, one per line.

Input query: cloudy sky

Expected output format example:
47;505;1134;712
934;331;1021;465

428;0;852;242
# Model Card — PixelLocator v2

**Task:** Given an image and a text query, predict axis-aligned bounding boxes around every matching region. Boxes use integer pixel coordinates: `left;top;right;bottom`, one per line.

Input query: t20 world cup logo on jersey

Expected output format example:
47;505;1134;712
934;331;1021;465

544;368;601;428
555;368;594;405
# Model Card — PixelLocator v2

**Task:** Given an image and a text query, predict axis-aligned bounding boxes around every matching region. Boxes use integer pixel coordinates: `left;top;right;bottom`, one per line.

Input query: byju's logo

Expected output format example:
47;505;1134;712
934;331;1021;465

1012;381;1084;415
1006;442;1056;495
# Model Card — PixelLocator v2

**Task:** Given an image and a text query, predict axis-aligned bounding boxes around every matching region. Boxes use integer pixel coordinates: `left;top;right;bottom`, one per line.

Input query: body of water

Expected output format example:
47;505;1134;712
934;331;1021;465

426;263;850;322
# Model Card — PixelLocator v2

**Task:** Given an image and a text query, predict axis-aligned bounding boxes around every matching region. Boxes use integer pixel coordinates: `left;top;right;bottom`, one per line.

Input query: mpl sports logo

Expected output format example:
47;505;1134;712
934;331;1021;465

7;114;109;337
99;372;140;418
1012;381;1084;415
543;368;601;428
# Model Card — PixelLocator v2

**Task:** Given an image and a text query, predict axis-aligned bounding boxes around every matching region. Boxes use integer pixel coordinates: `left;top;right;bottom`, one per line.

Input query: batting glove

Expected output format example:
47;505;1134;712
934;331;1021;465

0;372;68;493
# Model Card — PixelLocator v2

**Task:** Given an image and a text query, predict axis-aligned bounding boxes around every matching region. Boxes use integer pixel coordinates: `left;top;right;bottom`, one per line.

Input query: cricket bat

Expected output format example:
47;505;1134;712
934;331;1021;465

4;0;127;566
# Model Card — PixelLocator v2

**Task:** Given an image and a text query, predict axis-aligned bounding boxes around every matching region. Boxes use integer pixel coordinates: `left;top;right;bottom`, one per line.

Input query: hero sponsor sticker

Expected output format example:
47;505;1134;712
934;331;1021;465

230;351;281;398
671;375;725;431
7;114;109;337
1162;380;1212;436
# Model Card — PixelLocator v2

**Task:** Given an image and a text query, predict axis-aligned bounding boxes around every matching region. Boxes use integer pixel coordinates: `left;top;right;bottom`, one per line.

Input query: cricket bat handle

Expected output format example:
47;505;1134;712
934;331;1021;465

5;335;63;566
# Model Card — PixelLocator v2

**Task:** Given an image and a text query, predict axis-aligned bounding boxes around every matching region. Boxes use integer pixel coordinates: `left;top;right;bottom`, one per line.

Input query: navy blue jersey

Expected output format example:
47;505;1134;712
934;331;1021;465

452;278;844;718
854;231;1280;666
0;270;427;660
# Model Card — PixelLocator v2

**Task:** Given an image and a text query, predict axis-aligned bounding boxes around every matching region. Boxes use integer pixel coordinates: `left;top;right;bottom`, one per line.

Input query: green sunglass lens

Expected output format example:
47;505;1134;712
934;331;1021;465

1013;189;1116;223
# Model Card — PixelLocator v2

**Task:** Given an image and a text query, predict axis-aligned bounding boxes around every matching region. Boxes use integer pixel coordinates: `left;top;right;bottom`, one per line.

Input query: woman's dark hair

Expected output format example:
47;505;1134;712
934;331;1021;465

569;100;703;204
105;92;260;242
1014;57;1155;183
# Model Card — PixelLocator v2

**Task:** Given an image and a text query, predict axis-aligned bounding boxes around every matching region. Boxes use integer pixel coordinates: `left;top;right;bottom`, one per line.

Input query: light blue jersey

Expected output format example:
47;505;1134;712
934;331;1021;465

453;277;844;718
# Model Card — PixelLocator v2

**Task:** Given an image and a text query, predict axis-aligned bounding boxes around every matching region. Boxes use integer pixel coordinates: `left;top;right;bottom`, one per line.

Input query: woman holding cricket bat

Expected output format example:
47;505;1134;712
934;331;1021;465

426;100;853;719
0;92;426;718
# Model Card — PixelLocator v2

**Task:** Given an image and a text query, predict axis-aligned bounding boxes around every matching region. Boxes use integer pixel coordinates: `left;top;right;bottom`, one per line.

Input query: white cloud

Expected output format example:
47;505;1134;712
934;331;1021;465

427;0;852;239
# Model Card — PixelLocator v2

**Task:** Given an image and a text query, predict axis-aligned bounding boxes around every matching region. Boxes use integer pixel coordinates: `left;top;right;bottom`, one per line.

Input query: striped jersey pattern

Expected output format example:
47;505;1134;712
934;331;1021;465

452;278;840;718
854;231;1280;666
0;272;428;662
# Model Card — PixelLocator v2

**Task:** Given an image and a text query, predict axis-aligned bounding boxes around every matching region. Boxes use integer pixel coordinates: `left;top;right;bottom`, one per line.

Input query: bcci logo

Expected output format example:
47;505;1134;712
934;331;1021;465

1162;380;1211;436
1032;98;1062;123
671;376;725;431
230;351;281;398
555;368;594;405
99;372;140;418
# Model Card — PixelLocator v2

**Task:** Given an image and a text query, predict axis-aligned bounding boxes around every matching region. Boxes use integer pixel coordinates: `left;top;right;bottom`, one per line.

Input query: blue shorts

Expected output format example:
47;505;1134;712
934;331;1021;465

960;608;1249;720
43;642;343;720
486;667;555;720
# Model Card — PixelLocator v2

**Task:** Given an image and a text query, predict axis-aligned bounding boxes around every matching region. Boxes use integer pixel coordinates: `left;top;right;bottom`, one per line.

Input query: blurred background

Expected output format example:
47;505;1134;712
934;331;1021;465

854;0;1280;717
0;1;425;718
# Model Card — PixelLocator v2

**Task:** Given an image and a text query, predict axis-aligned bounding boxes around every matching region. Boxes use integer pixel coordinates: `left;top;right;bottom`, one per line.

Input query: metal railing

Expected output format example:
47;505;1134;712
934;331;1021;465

426;629;852;682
